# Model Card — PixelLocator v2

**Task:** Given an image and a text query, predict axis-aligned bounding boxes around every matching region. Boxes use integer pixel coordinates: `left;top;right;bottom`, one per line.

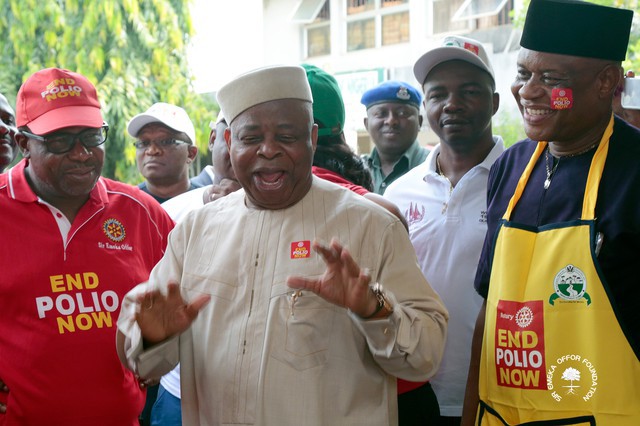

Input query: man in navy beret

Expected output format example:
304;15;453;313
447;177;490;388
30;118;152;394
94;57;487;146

361;81;428;194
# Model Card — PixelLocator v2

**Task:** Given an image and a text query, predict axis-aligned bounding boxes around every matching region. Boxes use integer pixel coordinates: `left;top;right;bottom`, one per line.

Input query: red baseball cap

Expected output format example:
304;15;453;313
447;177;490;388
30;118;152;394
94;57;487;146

16;68;103;135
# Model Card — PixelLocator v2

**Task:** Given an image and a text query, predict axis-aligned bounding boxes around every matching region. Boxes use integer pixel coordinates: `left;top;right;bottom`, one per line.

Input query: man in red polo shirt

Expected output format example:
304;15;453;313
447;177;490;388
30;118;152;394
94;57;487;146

0;67;173;425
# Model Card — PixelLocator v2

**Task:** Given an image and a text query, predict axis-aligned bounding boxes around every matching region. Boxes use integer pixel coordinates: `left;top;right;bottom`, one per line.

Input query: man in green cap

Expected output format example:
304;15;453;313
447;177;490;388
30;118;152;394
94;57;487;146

302;63;374;194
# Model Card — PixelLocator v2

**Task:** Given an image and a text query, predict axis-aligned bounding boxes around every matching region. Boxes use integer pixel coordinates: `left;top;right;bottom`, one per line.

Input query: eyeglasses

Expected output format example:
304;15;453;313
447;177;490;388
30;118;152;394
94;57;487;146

133;139;190;150
22;123;109;154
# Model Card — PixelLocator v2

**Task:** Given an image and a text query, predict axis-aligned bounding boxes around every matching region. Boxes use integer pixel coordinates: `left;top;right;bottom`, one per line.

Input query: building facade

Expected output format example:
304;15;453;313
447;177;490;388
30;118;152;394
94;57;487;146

250;0;523;151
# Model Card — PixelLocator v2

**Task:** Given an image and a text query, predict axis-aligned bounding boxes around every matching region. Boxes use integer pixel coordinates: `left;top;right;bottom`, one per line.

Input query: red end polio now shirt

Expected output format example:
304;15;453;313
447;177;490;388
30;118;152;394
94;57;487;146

0;159;174;426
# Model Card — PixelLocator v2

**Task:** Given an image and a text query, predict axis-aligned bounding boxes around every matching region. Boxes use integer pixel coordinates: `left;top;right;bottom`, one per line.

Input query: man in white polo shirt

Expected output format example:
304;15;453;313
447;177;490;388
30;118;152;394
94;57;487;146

385;35;504;426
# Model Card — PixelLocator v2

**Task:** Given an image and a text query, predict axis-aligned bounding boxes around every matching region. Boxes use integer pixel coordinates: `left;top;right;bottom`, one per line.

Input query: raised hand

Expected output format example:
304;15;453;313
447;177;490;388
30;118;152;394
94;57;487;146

135;282;211;345
286;239;378;318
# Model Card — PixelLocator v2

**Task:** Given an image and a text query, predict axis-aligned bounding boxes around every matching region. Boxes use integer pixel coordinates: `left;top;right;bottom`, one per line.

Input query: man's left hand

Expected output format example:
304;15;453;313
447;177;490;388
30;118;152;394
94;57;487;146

286;238;378;318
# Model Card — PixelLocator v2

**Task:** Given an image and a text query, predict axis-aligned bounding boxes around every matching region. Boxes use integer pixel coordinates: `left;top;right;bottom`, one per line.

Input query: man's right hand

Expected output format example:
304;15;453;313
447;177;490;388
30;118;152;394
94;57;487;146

204;179;241;204
135;282;211;346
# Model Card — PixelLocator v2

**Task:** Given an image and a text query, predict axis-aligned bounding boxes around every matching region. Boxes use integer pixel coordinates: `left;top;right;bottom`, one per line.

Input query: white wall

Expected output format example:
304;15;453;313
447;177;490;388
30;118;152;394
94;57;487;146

188;0;265;93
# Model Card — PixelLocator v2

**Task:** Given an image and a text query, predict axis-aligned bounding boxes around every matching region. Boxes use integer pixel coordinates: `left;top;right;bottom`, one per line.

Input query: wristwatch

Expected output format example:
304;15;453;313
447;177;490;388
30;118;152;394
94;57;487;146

362;282;394;319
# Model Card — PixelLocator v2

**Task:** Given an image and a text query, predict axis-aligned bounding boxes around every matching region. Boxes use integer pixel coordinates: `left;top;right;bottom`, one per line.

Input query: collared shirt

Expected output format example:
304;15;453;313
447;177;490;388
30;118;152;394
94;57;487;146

363;141;429;194
475;117;640;353
0;159;173;426
384;136;504;417
118;176;448;426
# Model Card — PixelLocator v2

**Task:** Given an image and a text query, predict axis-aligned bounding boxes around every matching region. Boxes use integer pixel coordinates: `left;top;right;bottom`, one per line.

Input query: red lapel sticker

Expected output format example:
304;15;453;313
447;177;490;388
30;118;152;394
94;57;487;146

291;241;311;259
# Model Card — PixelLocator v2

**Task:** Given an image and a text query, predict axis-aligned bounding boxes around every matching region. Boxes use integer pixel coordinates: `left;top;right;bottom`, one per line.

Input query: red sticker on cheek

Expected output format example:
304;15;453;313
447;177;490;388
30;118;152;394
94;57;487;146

551;88;573;110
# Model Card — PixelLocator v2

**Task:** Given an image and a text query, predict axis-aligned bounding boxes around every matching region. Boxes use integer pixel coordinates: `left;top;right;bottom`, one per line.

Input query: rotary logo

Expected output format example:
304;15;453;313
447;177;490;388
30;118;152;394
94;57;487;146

515;306;534;328
103;218;126;242
549;264;591;305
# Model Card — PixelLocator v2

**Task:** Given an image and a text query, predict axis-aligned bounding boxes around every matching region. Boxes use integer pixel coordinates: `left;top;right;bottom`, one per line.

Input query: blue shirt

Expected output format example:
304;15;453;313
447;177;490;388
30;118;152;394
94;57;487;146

138;181;199;204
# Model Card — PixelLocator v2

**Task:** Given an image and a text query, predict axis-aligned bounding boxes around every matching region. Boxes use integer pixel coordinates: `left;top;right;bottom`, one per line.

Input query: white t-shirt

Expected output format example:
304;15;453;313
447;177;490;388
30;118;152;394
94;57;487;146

385;136;504;417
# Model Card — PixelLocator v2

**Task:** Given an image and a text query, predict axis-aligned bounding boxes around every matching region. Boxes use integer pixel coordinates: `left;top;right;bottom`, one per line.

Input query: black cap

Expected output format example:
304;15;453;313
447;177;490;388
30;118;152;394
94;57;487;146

520;0;633;61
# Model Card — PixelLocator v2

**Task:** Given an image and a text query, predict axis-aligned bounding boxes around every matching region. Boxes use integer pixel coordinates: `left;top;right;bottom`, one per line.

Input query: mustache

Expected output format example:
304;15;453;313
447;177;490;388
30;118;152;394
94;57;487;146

0;135;16;145
64;163;100;171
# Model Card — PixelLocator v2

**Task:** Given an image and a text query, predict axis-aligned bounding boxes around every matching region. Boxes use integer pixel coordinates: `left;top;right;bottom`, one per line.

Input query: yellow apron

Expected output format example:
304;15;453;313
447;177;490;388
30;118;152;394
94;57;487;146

478;117;640;425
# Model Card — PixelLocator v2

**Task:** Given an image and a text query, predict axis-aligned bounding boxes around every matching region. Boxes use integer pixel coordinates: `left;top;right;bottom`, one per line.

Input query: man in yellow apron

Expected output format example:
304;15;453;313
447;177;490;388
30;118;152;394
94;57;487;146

462;1;639;424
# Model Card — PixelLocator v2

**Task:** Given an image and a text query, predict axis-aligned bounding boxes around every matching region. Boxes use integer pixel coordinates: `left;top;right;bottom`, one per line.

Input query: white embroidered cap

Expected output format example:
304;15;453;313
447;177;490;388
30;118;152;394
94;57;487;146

217;65;313;124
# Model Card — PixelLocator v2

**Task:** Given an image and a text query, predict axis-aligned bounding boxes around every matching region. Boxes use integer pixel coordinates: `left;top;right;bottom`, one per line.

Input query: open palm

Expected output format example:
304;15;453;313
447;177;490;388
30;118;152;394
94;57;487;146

287;239;376;318
135;282;211;345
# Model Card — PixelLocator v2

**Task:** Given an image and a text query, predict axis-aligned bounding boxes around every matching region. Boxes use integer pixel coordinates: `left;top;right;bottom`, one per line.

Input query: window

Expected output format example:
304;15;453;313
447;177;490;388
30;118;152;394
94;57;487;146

295;0;330;21
452;0;509;21
346;0;410;52
347;18;376;51
433;0;513;34
347;0;375;15
381;0;408;8
304;1;332;58
433;0;470;34
308;26;331;57
381;11;409;45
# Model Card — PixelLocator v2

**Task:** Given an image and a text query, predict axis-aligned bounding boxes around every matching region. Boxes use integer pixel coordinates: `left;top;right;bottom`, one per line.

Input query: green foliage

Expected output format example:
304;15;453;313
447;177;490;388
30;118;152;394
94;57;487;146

0;0;218;183
493;109;528;148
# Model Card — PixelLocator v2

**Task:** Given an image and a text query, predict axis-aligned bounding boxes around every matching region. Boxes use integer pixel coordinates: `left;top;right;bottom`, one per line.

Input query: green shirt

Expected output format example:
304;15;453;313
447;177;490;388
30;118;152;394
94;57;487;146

363;141;429;194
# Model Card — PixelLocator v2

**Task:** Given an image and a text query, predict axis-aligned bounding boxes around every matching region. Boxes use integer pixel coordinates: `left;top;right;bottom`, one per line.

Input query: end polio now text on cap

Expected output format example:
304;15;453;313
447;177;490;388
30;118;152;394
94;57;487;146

16;68;103;135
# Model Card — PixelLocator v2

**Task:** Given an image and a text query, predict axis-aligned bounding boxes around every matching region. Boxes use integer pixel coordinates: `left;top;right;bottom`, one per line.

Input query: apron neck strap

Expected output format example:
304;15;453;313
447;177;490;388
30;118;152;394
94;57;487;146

503;115;614;221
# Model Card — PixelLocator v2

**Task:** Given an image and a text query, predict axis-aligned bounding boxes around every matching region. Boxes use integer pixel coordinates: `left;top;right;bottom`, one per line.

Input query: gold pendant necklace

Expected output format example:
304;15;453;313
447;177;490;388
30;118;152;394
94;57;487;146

544;142;598;189
544;146;559;190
